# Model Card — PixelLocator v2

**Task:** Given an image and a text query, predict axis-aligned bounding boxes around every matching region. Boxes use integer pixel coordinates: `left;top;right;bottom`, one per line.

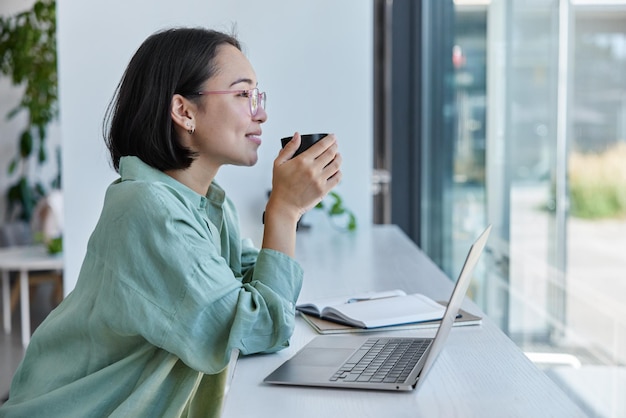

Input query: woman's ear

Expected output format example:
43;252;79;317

171;94;196;134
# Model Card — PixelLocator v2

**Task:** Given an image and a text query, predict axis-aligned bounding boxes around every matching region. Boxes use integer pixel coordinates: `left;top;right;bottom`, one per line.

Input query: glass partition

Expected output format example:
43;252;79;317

450;0;626;414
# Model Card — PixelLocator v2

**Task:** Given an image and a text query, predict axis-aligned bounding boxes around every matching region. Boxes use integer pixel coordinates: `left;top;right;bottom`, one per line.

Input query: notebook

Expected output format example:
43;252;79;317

296;290;447;329
299;304;482;335
263;225;491;391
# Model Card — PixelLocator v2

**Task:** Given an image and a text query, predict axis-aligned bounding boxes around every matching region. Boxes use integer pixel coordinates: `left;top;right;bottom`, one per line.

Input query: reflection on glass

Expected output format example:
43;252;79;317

452;0;626;415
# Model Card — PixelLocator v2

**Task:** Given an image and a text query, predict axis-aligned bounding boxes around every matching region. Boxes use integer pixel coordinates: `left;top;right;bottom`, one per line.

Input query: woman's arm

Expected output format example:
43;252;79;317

261;133;342;257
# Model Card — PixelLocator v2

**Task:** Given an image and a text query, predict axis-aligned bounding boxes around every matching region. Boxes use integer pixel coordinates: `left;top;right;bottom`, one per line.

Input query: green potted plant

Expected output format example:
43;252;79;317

314;191;357;231
0;0;58;223
264;189;357;232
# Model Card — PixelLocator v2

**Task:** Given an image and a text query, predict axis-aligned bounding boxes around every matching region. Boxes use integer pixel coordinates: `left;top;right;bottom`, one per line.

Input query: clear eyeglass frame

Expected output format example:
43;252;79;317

195;88;266;116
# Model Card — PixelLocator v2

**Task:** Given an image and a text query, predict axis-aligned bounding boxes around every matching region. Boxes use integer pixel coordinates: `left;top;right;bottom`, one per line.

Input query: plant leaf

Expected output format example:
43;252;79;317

8;158;17;174
19;129;33;157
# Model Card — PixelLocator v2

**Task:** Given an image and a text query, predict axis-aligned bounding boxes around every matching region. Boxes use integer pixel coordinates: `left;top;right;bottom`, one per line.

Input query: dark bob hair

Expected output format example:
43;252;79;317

103;27;241;172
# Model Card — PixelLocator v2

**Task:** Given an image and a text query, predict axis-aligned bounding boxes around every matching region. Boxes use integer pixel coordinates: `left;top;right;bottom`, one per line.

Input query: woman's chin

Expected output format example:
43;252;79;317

236;154;258;167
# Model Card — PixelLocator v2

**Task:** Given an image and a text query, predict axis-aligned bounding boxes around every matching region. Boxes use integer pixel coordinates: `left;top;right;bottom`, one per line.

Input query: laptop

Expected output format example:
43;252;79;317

264;225;491;391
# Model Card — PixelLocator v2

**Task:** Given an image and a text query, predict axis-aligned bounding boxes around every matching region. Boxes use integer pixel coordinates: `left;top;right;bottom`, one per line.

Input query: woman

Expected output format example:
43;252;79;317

1;27;341;417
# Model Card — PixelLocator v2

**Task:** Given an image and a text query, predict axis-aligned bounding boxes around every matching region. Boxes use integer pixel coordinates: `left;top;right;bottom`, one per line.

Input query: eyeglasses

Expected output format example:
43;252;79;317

194;88;266;116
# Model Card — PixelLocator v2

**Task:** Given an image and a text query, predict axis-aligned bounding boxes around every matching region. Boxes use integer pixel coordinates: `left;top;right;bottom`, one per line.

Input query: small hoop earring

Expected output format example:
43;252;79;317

187;127;195;135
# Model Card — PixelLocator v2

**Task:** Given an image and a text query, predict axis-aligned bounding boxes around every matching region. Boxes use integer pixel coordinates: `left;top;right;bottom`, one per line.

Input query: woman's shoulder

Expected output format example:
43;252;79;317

109;177;163;202
104;177;195;220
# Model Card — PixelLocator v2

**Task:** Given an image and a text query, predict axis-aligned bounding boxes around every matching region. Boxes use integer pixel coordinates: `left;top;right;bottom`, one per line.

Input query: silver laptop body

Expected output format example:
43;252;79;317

264;225;491;391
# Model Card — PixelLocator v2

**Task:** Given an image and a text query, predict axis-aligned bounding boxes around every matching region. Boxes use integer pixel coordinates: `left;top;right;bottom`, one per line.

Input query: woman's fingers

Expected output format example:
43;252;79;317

276;132;301;163
270;133;343;215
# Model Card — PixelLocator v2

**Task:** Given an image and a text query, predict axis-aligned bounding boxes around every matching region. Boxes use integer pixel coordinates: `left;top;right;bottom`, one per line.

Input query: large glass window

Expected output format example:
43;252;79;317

375;0;626;414
449;0;626;414
567;1;626;367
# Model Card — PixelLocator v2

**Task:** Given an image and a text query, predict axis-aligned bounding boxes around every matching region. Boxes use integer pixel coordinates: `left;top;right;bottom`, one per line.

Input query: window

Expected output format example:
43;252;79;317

377;0;626;414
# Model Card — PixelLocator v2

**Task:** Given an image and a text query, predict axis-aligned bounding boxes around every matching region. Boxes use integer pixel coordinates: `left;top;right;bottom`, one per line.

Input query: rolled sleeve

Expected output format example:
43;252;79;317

159;248;303;373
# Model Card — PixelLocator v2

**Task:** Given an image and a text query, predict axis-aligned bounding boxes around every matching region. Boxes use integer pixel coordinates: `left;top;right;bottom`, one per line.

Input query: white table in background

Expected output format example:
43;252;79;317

0;245;63;347
221;224;585;417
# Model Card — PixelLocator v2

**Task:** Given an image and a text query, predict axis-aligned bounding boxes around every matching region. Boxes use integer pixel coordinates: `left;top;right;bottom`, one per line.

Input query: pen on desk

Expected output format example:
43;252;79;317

346;295;398;304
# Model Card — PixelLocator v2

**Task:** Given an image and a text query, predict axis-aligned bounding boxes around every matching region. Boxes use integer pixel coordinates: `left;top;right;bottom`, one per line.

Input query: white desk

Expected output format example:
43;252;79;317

222;224;585;417
0;245;63;347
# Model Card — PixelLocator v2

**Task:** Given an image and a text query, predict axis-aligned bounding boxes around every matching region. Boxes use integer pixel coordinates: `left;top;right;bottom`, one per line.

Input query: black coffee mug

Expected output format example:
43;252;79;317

281;133;328;157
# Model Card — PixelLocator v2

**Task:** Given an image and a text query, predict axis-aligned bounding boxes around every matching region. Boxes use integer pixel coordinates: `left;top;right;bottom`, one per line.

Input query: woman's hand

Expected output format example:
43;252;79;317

261;132;342;256
271;132;342;217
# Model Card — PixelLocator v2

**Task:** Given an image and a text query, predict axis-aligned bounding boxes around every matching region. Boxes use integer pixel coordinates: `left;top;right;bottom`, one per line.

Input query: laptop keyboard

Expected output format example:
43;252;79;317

330;338;431;384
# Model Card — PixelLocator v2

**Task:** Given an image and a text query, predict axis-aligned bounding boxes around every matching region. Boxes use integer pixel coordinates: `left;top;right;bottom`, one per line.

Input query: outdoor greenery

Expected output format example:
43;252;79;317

568;143;626;219
0;0;58;222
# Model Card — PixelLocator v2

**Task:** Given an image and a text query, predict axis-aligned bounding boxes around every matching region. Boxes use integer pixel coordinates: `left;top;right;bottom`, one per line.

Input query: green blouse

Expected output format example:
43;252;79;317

1;156;303;417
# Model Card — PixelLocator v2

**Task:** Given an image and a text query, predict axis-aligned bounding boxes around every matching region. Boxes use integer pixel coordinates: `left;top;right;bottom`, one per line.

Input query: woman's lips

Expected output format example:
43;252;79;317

246;134;262;145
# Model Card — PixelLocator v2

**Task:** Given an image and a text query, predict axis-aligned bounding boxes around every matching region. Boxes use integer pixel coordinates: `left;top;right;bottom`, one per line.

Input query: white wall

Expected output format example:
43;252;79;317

0;0;62;223
57;0;373;293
